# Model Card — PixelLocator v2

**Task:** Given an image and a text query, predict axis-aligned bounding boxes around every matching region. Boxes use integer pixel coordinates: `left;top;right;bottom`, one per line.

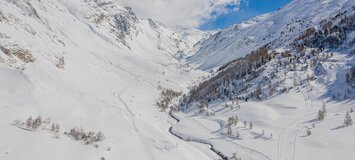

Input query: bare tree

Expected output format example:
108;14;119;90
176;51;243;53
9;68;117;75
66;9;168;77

157;89;182;112
66;127;105;144
95;132;105;142
32;115;42;130
26;116;33;129
51;123;60;133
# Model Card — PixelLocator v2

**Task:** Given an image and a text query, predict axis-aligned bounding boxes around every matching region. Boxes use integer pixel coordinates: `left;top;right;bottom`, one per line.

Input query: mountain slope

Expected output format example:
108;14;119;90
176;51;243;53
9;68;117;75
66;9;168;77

174;1;355;160
1;0;354;160
188;0;351;70
0;0;214;160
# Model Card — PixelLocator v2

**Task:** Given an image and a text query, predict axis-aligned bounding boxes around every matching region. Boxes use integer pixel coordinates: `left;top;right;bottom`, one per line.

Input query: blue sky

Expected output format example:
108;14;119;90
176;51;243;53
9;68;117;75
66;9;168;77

200;0;292;30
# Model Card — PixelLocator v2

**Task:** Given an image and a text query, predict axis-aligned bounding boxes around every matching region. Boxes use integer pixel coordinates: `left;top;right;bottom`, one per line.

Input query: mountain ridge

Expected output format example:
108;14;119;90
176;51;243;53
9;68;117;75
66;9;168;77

188;0;352;70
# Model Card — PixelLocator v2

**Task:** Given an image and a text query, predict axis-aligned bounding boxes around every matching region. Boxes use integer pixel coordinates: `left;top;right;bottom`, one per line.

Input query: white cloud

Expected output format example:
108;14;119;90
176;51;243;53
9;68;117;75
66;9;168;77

117;0;241;27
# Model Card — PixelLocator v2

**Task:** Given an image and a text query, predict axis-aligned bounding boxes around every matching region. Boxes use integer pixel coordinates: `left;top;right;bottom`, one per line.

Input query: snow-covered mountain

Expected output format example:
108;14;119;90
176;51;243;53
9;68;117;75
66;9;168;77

1;0;354;160
188;0;352;70
184;0;354;104
0;0;212;160
176;0;355;160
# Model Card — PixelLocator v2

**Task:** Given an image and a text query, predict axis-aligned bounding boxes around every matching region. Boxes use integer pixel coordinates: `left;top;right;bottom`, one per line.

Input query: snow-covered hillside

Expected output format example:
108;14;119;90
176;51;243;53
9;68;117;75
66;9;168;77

0;0;213;160
188;0;352;70
175;0;355;160
1;0;354;160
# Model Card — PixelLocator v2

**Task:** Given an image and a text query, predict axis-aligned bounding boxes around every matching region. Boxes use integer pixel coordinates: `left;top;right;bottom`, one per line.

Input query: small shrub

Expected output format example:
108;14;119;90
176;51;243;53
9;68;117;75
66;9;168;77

17;115;43;130
56;56;65;69
156;89;182;111
65;127;105;145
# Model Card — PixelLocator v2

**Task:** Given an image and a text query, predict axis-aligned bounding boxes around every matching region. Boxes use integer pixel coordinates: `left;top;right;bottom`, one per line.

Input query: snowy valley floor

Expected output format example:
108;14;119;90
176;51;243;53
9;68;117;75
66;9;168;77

171;86;355;160
1;54;355;160
0;0;354;159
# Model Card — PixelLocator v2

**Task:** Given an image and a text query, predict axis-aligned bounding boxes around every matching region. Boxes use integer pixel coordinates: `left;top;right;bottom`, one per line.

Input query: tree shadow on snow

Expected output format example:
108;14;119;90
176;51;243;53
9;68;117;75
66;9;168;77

330;125;344;130
302;118;319;123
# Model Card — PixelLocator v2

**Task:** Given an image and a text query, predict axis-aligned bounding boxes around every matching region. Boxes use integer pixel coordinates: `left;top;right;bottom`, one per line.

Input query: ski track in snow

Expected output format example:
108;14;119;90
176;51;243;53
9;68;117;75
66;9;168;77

278;84;353;160
118;87;138;132
170;110;272;160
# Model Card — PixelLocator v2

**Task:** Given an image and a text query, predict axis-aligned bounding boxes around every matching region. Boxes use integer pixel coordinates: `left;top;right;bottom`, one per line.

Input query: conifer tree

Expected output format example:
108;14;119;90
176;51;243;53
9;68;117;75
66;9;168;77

343;111;353;127
227;125;232;135
234;115;239;126
306;129;312;136
322;103;327;116
318;109;325;121
228;117;234;126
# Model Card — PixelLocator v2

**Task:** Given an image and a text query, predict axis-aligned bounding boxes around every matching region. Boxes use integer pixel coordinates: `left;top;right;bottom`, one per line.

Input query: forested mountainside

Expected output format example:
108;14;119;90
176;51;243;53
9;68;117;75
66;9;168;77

165;2;355;160
183;0;354;107
188;0;351;71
